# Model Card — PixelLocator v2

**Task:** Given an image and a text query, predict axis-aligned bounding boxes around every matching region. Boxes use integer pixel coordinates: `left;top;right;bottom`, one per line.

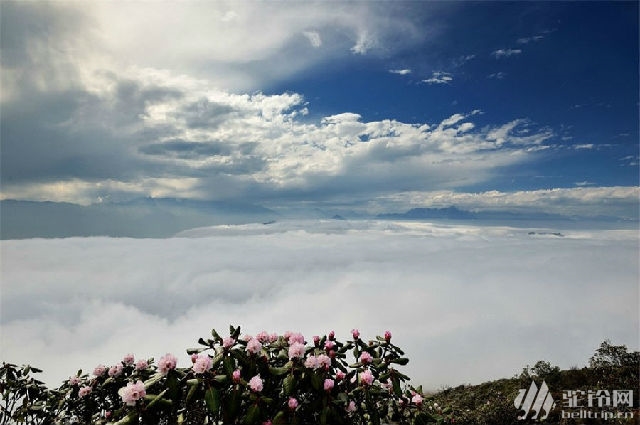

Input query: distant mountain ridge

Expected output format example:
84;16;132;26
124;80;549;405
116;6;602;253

0;198;277;239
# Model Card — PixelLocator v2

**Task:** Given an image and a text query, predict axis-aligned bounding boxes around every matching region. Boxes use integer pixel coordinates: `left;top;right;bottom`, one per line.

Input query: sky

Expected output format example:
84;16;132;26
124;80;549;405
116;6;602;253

1;221;638;390
0;1;638;232
0;0;639;394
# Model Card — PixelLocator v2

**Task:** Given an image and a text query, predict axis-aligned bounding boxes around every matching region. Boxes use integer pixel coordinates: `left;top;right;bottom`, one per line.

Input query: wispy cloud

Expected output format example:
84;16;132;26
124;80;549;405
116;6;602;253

303;31;322;48
487;72;507;79
389;69;412;75
517;35;544;44
1;222;637;389
492;48;522;58
422;71;453;84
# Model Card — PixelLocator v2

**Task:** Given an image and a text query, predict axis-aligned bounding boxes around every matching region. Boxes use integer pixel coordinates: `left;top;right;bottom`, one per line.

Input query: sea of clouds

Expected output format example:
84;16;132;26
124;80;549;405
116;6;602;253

1;220;638;390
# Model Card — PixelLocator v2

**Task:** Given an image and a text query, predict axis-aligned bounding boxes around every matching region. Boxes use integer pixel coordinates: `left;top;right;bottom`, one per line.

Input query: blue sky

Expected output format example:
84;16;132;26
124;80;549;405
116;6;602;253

0;1;638;232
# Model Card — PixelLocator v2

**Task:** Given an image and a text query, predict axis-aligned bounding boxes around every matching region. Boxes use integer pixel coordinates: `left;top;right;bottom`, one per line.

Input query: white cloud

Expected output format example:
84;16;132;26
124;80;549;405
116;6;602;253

351;30;376;54
488;72;506;79
517;35;544;44
389;69;412;75
372;186;639;219
303;31;322;48
0;60;558;206
1;222;637;390
423;71;453;84
492;48;522;58
573;144;595;150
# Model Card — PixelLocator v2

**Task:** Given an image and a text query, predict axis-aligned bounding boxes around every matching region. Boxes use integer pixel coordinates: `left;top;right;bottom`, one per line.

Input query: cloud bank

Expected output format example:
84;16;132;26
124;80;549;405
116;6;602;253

1;221;637;390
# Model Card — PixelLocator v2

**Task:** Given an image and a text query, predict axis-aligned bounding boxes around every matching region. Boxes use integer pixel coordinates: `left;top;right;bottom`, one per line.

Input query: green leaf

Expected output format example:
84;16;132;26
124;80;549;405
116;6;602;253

311;372;322;391
205;387;221;415
392;376;402;397
243;404;260;424
269;366;290;376
214;374;228;383
211;328;221;340
283;374;295;395
391;357;409;366
273;410;287;425
186;381;198;403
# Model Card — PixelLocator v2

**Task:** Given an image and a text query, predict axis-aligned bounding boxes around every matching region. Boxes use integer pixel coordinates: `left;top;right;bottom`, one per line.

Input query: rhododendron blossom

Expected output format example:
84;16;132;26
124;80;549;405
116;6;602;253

122;353;135;365
246;338;262;355
288;397;299;410
232;369;241;383
135;359;148;370
324;379;334;391
324;340;335;350
93;365;106;377
317;354;331;369
119;380;146;406
222;337;236;349
346;400;357;413
360;352;372;364
108;364;123;377
78;386;92;397
384;330;392;342
412;393;423;406
256;331;270;343
249;374;263;392
335;370;346;380
287;332;304;345
351;329;360;339
288;342;305;359
158;353;177;375
192;355;211;374
360;369;374;386
69;376;80;386
304;355;318;369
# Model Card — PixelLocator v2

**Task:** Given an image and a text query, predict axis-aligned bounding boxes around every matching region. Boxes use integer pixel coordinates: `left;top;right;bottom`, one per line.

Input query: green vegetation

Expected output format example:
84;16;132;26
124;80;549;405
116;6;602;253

1;336;637;425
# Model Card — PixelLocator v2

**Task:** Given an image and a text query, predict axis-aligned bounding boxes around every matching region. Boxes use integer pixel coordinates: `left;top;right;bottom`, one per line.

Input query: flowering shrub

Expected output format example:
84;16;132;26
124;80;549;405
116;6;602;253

1;326;438;425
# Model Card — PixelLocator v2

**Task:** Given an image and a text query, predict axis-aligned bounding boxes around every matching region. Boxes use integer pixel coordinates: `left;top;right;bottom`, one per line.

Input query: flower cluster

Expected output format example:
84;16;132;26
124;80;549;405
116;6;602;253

26;326;429;425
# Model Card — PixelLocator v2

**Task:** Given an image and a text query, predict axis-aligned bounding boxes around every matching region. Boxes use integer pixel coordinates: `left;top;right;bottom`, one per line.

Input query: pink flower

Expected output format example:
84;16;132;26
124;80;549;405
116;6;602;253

346;400;357;413
119;380;146;406
192;355;212;374
93;365;106;377
135;359;148;370
232;369;241;383
105;411;112;419
256;331;271;343
108;364;123;377
263;421;272;425
269;333;279;343
324;379;334;391
328;330;335;340
324;340;335;350
288;342;306;360
223;337;236;349
351;329;360;339
313;335;320;346
246;338;262;355
69;376;80;386
360;369;374;386
317;354;331;369
412;393;423;406
249;374;263;392
360;352;372;364
304;355;318;369
288;397;299;410
158;353;177;375
123;353;135;365
384;330;392;342
78;385;92;397
287;332;305;345
335;370;346;380
190;353;198;363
